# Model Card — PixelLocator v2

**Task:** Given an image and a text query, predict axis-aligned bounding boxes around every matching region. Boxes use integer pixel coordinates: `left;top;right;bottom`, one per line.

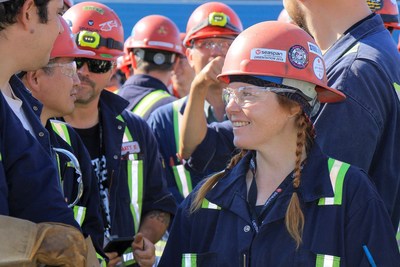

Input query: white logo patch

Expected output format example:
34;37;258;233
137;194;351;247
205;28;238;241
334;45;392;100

121;141;140;155
313;57;325;80
250;48;286;63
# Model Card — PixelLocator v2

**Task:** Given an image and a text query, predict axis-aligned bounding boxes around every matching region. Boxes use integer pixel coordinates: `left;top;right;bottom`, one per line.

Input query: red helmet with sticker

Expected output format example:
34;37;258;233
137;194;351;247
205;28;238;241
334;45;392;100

128;15;183;56
50;17;95;59
184;2;243;47
367;0;400;29
62;1;124;60
218;21;345;104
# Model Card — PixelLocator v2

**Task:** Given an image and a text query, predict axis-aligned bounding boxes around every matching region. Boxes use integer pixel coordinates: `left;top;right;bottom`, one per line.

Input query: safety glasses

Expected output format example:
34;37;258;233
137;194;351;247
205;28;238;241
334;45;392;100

193;38;234;51
75;57;114;74
46;61;77;78
222;86;307;107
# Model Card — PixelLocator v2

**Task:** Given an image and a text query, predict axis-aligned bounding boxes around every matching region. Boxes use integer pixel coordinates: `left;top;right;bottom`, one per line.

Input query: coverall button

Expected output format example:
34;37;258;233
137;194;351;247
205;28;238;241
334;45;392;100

38;132;44;137
118;125;123;130
33;106;39;111
113;155;118;160
243;225;251;232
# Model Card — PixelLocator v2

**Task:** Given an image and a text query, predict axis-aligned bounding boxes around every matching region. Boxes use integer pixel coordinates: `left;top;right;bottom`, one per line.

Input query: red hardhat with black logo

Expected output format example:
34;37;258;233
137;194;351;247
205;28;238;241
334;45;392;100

50;17;94;59
62;1;124;60
218;21;345;115
367;0;400;30
184;2;243;47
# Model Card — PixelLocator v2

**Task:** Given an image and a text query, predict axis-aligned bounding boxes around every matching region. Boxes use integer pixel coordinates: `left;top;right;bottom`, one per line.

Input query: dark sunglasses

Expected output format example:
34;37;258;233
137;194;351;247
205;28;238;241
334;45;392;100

75;58;114;74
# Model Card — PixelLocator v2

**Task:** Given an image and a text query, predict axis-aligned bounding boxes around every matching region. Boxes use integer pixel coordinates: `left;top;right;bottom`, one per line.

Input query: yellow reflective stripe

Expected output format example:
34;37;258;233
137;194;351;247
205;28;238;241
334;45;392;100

172;164;193;198
316;254;341;267
201;198;221;210
155;239;167;257
0;152;2;161
396;224;400;249
132;90;171;117
118;115;143;233
73;205;86;226
50;120;72;146
182;253;197;267
172;97;186;152
122;249;137;265
318;159;350;206
97;253;107;267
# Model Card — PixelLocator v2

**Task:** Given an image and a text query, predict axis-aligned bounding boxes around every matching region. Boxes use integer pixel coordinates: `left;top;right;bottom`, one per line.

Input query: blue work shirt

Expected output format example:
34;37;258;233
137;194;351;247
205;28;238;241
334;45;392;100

46;120;104;254
0;75;78;227
160;145;400;266
148;98;231;204
75;90;176;237
118;74;177;120
186;14;400;230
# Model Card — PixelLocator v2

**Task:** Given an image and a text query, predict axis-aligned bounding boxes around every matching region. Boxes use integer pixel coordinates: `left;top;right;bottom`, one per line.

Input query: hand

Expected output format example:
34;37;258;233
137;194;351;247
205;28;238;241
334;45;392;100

191;56;225;95
105;252;121;267
132;233;155;267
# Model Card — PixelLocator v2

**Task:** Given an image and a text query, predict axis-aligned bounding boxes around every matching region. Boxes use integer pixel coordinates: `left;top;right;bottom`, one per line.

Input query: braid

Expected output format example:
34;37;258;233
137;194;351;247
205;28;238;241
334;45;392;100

285;113;308;248
191;150;247;212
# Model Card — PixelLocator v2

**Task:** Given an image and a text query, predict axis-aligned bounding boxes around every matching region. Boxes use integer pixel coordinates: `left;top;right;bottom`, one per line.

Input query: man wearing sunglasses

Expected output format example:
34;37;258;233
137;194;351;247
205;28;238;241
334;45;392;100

118;15;184;121
62;2;176;267
147;1;243;205
19;17;106;261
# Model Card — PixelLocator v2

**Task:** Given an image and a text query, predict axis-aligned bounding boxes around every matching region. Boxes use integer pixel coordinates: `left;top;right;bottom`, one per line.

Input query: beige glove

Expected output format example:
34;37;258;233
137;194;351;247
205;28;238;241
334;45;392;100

33;222;87;267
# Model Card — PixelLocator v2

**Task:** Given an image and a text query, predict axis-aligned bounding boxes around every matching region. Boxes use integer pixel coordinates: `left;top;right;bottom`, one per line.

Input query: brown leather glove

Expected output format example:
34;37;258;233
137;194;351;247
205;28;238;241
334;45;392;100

33;222;87;267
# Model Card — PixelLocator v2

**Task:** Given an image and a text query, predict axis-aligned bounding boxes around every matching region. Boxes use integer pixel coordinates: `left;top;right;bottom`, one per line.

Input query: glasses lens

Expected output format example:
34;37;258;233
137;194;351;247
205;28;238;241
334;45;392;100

75;58;113;73
222;88;233;106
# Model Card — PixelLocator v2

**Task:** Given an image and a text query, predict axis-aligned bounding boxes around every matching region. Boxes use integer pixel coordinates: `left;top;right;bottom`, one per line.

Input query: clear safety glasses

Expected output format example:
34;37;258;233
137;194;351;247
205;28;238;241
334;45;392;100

46;61;77;78
53;148;83;208
193;38;234;51
222;86;297;107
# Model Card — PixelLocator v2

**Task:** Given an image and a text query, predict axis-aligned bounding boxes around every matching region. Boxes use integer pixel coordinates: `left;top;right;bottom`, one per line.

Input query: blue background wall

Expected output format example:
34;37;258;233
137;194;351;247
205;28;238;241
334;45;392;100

75;0;400;44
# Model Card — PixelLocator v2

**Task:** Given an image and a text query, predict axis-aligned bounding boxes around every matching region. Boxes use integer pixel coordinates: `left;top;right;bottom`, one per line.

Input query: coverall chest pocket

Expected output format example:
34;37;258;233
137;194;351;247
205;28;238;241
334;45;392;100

181;252;218;267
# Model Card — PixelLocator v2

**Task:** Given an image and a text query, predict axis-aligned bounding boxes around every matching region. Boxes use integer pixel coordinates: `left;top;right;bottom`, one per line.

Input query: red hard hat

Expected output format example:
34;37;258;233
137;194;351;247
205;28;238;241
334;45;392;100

62;1;124;60
218;21;345;104
184;2;243;47
128;15;183;56
50;18;95;59
63;0;74;8
367;0;400;29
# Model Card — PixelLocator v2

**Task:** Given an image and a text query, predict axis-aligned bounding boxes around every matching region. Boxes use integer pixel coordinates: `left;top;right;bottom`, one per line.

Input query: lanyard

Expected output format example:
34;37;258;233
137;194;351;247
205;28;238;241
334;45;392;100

247;155;293;233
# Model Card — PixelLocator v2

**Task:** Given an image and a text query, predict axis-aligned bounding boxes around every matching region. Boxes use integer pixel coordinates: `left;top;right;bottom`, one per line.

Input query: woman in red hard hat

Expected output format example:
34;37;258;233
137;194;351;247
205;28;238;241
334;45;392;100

159;21;400;266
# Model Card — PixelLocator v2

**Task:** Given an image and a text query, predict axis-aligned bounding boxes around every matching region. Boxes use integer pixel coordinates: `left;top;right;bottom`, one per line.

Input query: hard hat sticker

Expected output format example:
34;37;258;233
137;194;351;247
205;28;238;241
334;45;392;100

366;0;383;12
313;57;325;80
308;42;322;57
250;48;286;63
288;45;308;69
100;20;118;32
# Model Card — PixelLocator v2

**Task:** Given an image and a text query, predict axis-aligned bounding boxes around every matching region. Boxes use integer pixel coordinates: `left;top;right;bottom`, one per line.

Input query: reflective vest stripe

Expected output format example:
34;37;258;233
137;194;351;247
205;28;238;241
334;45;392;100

50;120;71;145
172;98;193;198
318;158;350;206
316;254;341;267
182;253;197;267
116;115;143;233
73;205;86;226
132;90;171;118
201;198;221;210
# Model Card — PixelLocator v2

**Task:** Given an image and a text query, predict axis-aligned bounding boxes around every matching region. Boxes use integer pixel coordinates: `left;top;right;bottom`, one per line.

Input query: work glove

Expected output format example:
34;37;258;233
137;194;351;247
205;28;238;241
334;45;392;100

34;222;87;267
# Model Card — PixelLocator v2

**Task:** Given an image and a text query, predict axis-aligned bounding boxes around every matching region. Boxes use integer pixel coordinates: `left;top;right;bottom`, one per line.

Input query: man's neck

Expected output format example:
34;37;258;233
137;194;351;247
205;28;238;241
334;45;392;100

64;101;100;129
305;1;372;52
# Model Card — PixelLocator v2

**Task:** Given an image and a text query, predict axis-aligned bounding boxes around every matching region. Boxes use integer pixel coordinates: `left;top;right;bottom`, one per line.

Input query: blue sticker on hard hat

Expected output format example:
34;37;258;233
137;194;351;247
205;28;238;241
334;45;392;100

288;45;308;69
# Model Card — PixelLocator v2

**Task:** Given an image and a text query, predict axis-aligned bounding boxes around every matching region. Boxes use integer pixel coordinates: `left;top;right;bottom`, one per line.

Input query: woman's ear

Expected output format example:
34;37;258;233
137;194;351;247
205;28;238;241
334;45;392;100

288;104;302;118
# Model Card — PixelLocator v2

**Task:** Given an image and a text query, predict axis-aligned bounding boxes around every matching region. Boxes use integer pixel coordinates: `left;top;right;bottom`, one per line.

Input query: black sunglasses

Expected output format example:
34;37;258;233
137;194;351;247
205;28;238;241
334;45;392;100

75;58;114;74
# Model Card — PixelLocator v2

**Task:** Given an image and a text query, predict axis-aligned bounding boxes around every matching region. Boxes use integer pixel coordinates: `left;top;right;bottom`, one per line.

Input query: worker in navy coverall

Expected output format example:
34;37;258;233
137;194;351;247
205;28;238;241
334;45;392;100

62;2;176;266
117;15;183;120
0;0;80;228
179;0;400;234
19;17;105;258
147;2;243;204
160;21;400;267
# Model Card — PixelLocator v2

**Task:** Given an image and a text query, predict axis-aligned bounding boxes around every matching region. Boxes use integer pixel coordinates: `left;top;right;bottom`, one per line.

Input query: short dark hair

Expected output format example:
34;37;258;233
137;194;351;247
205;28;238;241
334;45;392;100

0;0;51;31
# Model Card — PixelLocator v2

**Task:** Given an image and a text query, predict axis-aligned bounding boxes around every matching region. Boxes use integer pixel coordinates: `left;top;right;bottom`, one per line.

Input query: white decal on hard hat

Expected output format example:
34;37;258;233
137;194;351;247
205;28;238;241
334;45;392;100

313;57;324;80
99;20;118;32
308;42;322;57
250;48;286;63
